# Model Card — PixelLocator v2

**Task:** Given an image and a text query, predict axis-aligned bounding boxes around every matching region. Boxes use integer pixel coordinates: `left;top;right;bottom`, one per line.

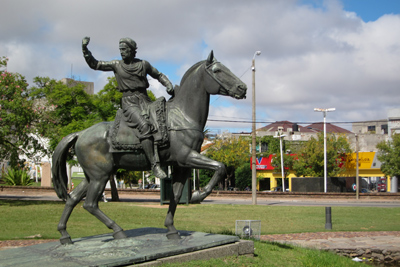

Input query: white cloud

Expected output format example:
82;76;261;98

1;0;399;133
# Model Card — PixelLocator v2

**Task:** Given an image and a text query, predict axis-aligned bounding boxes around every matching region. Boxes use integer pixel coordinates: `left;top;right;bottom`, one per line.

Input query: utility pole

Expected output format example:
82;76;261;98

356;134;359;200
251;51;261;205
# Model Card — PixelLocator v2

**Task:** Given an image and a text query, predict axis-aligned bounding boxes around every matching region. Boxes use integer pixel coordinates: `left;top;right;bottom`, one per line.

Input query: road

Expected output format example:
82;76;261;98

203;197;400;208
0;191;399;208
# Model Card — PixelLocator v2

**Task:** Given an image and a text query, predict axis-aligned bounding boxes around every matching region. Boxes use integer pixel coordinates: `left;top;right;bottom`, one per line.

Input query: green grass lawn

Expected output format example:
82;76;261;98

0;200;398;266
1;200;399;239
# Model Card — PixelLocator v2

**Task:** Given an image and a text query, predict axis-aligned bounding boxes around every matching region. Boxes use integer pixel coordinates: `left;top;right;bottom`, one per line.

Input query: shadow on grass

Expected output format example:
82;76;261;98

270;241;295;249
258;240;294;249
0;199;65;207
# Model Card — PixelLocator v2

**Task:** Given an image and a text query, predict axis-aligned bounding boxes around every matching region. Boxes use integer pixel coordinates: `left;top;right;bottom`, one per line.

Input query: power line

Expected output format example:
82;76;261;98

207;119;385;124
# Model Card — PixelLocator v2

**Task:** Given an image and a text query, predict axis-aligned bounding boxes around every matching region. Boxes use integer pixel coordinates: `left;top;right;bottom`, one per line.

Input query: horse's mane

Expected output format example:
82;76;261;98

169;60;205;100
180;60;205;86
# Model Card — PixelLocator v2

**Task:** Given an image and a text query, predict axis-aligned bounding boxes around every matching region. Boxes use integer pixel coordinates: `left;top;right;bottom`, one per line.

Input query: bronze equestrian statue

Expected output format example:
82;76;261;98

52;38;247;244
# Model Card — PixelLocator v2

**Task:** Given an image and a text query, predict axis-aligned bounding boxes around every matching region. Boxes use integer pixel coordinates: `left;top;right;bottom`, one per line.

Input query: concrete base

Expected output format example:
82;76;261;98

135;239;254;266
0;228;253;267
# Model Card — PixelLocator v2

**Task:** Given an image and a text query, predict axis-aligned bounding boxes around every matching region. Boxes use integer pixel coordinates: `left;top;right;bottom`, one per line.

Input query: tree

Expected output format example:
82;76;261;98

235;162;251;190
292;133;352;177
271;153;295;177
0;57;47;167
116;169;142;188
198;168;214;189
377;134;400;178
30;77;98;151
92;77;122;122
203;137;250;189
259;135;281;154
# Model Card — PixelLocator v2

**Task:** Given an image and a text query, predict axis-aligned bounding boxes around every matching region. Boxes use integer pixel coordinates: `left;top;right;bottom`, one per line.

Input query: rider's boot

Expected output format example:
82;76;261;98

141;138;167;179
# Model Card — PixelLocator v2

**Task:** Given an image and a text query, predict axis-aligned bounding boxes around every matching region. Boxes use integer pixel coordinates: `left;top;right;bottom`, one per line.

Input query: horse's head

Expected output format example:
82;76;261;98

204;51;247;99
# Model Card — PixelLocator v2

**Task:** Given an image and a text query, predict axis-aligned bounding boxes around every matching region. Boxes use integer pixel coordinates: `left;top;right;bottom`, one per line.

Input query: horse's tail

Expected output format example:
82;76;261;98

52;132;80;201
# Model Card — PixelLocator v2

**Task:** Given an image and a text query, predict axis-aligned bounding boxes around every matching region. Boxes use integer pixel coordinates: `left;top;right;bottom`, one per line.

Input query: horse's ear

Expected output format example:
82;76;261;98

206;50;214;66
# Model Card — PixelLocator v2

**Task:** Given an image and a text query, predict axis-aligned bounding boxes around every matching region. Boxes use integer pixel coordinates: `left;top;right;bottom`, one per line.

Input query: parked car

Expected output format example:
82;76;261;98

144;184;154;189
377;177;387;192
150;184;160;190
361;188;371;193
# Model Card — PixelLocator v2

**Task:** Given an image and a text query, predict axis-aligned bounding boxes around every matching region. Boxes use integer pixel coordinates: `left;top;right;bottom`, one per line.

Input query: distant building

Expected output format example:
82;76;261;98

352;120;388;135
305;122;352;134
388;108;400;137
257;121;313;134
61;78;94;95
254;120;350;142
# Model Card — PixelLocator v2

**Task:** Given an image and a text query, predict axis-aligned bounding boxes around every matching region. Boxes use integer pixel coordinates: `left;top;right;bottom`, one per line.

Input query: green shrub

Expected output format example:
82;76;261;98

2;168;33;186
235;162;251;190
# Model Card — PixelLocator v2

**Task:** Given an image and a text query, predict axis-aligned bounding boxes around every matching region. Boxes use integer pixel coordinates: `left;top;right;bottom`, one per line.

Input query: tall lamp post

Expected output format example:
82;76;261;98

274;133;287;192
314;108;336;193
252;51;261;205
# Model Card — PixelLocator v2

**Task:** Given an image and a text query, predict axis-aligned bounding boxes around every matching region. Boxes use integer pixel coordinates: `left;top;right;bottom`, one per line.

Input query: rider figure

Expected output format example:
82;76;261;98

82;37;173;179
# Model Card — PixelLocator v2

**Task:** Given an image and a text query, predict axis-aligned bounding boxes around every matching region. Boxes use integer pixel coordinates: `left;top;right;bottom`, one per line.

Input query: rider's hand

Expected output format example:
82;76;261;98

166;85;174;96
82;37;90;48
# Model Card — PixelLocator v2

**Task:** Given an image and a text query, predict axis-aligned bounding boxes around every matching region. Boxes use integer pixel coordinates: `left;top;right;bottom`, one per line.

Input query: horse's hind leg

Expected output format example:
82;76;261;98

83;177;127;240
164;167;190;240
58;179;89;244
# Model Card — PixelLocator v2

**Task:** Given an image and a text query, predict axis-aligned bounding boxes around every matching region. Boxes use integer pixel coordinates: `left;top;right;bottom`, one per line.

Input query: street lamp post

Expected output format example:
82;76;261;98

314;108;335;193
274;133;287;192
252;51;261;205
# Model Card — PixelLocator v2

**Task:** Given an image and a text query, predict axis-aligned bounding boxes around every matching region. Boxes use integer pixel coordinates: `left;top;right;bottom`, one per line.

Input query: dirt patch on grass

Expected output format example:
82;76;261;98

126;203;194;208
0;239;58;250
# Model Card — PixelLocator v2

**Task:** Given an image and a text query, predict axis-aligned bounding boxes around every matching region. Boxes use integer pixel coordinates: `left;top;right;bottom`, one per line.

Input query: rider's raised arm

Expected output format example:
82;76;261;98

82;37;114;71
144;60;174;95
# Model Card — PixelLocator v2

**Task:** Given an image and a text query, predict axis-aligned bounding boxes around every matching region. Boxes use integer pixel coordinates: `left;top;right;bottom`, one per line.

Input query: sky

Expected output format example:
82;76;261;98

1;0;400;134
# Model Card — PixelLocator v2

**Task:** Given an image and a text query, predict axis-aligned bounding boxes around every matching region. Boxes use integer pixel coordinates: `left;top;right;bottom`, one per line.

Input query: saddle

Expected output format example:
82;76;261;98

109;97;169;152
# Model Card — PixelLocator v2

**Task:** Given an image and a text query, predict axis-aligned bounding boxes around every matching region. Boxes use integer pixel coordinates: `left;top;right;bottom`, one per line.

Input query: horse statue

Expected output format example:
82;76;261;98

52;51;247;244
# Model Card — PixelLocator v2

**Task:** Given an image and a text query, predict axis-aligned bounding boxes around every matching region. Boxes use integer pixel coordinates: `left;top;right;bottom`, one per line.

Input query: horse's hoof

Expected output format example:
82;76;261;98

113;230;127;240
190;191;205;204
166;232;181;240
60;236;73;245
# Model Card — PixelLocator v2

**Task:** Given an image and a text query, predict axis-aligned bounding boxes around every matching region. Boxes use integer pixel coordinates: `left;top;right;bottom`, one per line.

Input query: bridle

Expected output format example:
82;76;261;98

205;61;225;87
205;61;241;97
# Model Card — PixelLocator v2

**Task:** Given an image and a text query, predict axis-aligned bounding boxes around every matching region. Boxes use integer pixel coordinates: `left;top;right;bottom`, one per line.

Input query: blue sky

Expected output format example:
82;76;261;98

1;0;400;133
300;0;400;22
343;0;400;21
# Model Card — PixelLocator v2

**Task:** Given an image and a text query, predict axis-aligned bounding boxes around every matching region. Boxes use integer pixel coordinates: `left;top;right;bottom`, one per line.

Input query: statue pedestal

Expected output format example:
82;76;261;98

0;228;253;266
40;162;52;187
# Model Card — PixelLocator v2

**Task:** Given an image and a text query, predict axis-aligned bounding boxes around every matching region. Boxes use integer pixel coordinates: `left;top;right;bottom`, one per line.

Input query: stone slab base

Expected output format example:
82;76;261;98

134;239;254;266
0;228;253;267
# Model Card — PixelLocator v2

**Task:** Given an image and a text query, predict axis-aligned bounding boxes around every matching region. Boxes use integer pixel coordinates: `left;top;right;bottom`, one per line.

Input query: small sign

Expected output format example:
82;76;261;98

352;183;357;191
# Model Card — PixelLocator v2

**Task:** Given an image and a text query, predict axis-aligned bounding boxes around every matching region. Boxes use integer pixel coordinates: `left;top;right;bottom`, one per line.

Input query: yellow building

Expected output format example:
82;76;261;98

253;152;391;191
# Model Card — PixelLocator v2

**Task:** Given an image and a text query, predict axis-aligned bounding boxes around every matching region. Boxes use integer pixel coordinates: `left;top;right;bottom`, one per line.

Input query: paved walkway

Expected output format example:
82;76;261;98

261;231;400;264
262;231;400;251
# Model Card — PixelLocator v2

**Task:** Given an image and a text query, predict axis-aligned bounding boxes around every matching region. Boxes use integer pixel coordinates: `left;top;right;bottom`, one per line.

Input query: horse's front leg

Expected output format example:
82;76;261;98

179;150;226;204
164;167;190;239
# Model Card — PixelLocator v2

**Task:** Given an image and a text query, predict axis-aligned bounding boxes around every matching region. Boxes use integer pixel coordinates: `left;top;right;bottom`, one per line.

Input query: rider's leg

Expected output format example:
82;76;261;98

139;122;166;179
122;99;167;179
141;137;167;179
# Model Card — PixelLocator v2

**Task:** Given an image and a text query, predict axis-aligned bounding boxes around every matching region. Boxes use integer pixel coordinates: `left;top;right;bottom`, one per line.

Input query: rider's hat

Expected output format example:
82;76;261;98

119;37;137;51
